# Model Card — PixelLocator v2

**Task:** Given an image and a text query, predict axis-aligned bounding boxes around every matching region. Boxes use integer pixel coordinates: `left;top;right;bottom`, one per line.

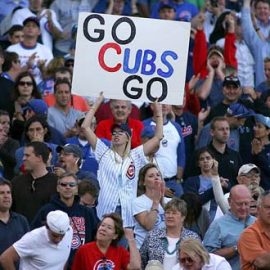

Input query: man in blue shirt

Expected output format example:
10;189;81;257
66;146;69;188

203;184;256;270
0;179;29;270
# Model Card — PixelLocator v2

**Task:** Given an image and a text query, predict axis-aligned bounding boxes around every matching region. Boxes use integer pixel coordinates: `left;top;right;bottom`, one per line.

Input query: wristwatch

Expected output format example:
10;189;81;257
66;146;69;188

233;245;238;254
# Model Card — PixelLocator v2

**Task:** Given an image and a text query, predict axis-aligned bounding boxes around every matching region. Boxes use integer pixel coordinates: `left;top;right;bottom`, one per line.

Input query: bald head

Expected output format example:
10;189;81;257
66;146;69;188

229;185;252;220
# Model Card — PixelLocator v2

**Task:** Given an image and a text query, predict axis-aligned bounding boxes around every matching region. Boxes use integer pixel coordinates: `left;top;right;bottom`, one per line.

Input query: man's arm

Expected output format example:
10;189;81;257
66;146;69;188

0;246;20;270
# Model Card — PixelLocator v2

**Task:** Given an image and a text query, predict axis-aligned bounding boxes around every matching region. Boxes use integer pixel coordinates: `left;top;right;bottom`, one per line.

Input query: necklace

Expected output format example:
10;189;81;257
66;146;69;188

162;237;180;255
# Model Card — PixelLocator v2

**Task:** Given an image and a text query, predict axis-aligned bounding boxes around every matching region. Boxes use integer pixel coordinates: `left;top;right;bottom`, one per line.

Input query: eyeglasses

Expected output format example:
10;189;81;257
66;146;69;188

65;63;74;67
14;59;21;64
59;182;77;187
180;257;194;264
19;81;33;86
241;173;260;178
112;130;125;136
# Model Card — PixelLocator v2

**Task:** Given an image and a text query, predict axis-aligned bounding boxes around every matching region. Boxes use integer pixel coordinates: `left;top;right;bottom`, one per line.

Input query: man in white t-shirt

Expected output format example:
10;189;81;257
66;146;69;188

11;0;63;51
0;210;73;270
7;17;53;84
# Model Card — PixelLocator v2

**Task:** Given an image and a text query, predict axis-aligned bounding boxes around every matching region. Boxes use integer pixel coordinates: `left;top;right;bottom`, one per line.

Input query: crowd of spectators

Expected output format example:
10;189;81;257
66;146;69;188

0;0;270;269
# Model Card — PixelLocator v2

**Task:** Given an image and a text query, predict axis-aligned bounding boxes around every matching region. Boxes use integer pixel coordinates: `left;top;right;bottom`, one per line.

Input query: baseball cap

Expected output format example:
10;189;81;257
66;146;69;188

25;99;48;117
226;103;255;118
111;123;132;137
56;144;83;159
223;75;241;88
23;17;40;28
158;3;176;11
238;164;260;176
255;114;270;128
46;210;70;235
141;126;155;139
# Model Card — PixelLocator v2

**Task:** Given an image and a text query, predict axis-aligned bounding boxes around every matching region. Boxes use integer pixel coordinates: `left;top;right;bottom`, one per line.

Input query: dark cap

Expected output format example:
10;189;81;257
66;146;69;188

23;17;40;28
158;3;176;11
111;123;132;137
226;103;255;118
56;144;83;159
223;75;241;88
24;99;48;117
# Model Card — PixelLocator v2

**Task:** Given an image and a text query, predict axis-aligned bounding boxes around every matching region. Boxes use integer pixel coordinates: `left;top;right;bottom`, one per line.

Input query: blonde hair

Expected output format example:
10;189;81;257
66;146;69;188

111;134;131;163
180;239;210;265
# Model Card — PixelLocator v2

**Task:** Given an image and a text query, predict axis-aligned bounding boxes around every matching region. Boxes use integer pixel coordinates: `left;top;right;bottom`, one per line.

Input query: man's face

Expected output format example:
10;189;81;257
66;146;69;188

58;150;78;169
159;8;176;20
47;228;65;244
57;176;77;201
23;22;40;39
210;120;230;144
229;189;251;220
23;146;40;171
258;194;270;226
110;100;131;123
0;184;12;212
264;61;270;81
237;169;261;187
54;83;71;108
9;30;24;45
223;84;242;103
255;1;270;24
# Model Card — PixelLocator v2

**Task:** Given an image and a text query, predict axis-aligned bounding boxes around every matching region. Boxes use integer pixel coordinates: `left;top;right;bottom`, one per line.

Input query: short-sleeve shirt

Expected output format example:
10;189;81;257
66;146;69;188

72;241;130;270
13;226;73;270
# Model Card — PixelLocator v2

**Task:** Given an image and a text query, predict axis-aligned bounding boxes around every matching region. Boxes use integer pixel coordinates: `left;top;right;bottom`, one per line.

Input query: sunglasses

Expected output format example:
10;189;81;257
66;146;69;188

112;130;125;136
180;257;194;264
59;182;77;187
19;81;33;86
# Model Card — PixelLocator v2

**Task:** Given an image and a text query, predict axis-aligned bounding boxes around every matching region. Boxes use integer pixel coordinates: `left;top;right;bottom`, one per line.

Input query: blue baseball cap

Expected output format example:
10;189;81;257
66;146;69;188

24;99;48;117
255;114;270;128
227;103;255;118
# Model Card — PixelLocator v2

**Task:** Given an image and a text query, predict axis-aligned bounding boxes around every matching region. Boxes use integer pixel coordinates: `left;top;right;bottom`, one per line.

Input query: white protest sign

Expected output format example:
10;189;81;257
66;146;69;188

72;13;190;105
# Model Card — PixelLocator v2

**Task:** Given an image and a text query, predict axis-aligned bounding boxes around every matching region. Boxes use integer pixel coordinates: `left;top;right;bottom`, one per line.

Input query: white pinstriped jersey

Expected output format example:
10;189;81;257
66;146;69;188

94;139;148;227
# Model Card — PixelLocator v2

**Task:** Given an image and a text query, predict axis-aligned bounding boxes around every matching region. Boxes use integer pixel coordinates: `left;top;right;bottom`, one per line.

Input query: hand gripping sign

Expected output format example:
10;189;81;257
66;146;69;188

72;13;190;105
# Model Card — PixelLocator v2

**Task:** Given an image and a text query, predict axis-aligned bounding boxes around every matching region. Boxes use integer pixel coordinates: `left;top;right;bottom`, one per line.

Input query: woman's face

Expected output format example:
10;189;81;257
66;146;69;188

96;217;118;243
165;208;185;229
144;167;162;189
111;128;129;146
18;76;34;97
253;122;270;140
27;121;47;142
180;251;203;270
198;151;214;172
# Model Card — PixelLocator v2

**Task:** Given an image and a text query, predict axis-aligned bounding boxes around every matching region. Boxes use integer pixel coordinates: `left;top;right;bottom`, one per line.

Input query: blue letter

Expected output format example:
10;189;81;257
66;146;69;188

123;48;142;74
157;51;178;78
141;49;156;75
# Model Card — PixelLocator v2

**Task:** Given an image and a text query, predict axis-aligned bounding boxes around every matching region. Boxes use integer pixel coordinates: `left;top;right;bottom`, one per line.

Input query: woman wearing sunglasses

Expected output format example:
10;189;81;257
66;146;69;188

11;71;42;140
172;239;231;270
81;93;163;229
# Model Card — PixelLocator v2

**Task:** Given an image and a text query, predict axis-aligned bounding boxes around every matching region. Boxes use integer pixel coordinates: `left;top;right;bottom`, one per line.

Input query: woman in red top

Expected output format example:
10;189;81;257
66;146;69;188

72;213;141;270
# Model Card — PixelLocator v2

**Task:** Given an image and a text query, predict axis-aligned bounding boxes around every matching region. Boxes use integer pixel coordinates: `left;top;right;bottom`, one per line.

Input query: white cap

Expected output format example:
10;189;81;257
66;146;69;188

238;164;260;176
46;210;70;235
